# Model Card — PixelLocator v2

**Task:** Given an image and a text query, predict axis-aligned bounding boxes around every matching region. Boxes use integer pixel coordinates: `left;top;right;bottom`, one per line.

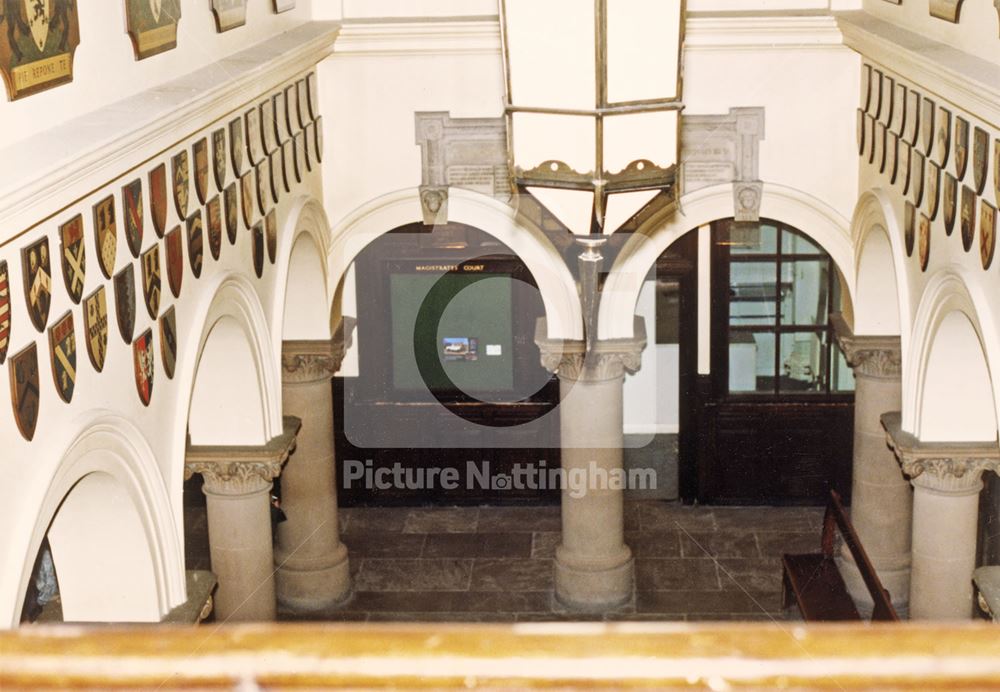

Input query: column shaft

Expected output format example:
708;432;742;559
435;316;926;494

276;339;351;611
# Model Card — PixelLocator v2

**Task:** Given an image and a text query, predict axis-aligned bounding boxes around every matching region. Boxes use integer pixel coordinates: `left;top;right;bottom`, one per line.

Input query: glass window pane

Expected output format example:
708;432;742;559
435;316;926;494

780;260;829;326
781;228;822;254
780;331;827;393
729;223;777;255
832;344;856;392
729;331;775;393
730;261;777;325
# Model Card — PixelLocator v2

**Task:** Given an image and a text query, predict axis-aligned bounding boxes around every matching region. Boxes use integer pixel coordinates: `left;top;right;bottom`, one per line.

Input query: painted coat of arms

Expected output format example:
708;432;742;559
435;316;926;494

186;210;203;279
256;158;270;215
224;182;238;244
206;196;222;261
973;127;988;196
943;173;957;236
114;263;135;344
149;163;168;238
252;221;264;278
133;328;154;406
59;213;85;304
123;178;144;258
212;128;227;191
22;236;51;332
47;310;75;403
241;172;254;227
193;137;210;205
0;260;9;365
266;209;277;264
93;195;117;279
210;0;246;33
160;305;176;380
125;0;181;61
229;116;244;177
0;0;80;100
165;225;183;298
955;117;969;180
141;244;160;319
961;185;976;253
172;149;190;219
270;150;284;199
9;342;39;441
82;286;107;372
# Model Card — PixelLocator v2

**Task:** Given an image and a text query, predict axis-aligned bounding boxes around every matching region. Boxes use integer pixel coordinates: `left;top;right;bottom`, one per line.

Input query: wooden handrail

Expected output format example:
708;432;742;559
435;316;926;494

823;489;899;621
3;623;1000;688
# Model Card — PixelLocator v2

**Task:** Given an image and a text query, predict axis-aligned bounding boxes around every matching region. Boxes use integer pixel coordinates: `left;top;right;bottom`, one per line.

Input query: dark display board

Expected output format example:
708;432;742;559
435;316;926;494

390;272;514;393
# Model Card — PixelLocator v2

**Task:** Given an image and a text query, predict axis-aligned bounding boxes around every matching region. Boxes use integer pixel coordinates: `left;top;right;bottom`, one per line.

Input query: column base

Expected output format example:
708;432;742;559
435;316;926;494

837;554;910;618
276;543;351;613
554;546;634;611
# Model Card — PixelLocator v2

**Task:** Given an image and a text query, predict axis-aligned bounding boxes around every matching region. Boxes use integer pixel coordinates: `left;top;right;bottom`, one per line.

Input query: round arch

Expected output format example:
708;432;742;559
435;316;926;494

903;268;1000;442
11;416;184;627
851;189;912;341
271;196;334;346
172;273;282;454
599;182;855;339
328;187;583;340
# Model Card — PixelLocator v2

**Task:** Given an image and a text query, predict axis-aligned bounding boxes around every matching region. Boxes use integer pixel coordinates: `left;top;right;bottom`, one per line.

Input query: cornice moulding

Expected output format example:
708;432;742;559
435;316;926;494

836;11;1000;129
0;22;340;247
331;19;501;57
684;14;845;50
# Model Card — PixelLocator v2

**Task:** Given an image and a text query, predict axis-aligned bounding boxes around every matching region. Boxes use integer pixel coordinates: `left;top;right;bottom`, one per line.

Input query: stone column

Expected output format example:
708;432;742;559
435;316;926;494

185;418;300;622
275;321;354;612
535;317;646;611
883;412;1000;620
831;314;911;614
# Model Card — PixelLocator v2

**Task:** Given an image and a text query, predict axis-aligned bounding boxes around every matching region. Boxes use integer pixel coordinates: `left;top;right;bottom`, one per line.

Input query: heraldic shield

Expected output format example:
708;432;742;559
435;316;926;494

194;137;210;205
93;195;117;279
229;117;244;177
172;149;190;219
150;163;169;238
166;225;184;298
9;342;40;441
60;214;86;305
241;172;254;228
48;311;76;404
22;236;51;333
0;260;10;365
115;264;136;345
252;221;265;278
266;209;277;264
944;173;958;236
83;286;108;372
141;244;161;319
134;328;154;406
213;127;227;191
207;196;223;260
123;178;144;258
160;305;177;380
187;210;204;279
973;127;989;196
224;183;238;244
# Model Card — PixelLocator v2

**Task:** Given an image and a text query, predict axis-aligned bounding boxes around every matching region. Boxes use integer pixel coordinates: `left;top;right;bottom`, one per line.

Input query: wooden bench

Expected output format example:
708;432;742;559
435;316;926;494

782;489;899;622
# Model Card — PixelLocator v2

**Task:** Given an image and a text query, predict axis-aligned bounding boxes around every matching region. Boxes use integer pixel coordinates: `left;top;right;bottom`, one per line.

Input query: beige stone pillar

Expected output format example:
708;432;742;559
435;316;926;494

536;318;646;611
275;324;353;612
185;418;300;622
831;315;911;614
883;412;1000;620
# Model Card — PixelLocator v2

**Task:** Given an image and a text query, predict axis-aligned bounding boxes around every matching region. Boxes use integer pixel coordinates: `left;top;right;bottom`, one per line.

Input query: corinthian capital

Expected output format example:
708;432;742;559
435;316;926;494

185;417;302;495
882;412;1000;493
535;317;647;383
830;313;901;378
282;317;357;384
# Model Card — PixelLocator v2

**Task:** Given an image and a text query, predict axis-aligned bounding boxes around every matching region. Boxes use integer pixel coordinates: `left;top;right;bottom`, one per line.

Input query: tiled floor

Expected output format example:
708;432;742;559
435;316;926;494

187;498;825;623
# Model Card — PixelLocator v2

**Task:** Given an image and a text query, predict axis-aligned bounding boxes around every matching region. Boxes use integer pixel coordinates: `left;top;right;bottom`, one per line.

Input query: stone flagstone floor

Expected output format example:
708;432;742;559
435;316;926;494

186;500;825;622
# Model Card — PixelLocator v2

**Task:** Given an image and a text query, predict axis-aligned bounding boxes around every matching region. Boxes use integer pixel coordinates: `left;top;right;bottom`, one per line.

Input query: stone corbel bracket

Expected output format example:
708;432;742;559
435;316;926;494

535;316;647;383
415;112;510;226
830;313;902;379
881;411;1000;491
185;416;302;493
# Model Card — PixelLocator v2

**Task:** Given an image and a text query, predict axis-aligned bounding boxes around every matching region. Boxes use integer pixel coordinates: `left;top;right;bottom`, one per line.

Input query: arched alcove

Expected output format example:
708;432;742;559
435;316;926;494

178;275;281;448
272;196;334;343
13;418;183;627
906;271;1000;442
600;182;855;339
851;190;911;340
328;187;582;340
